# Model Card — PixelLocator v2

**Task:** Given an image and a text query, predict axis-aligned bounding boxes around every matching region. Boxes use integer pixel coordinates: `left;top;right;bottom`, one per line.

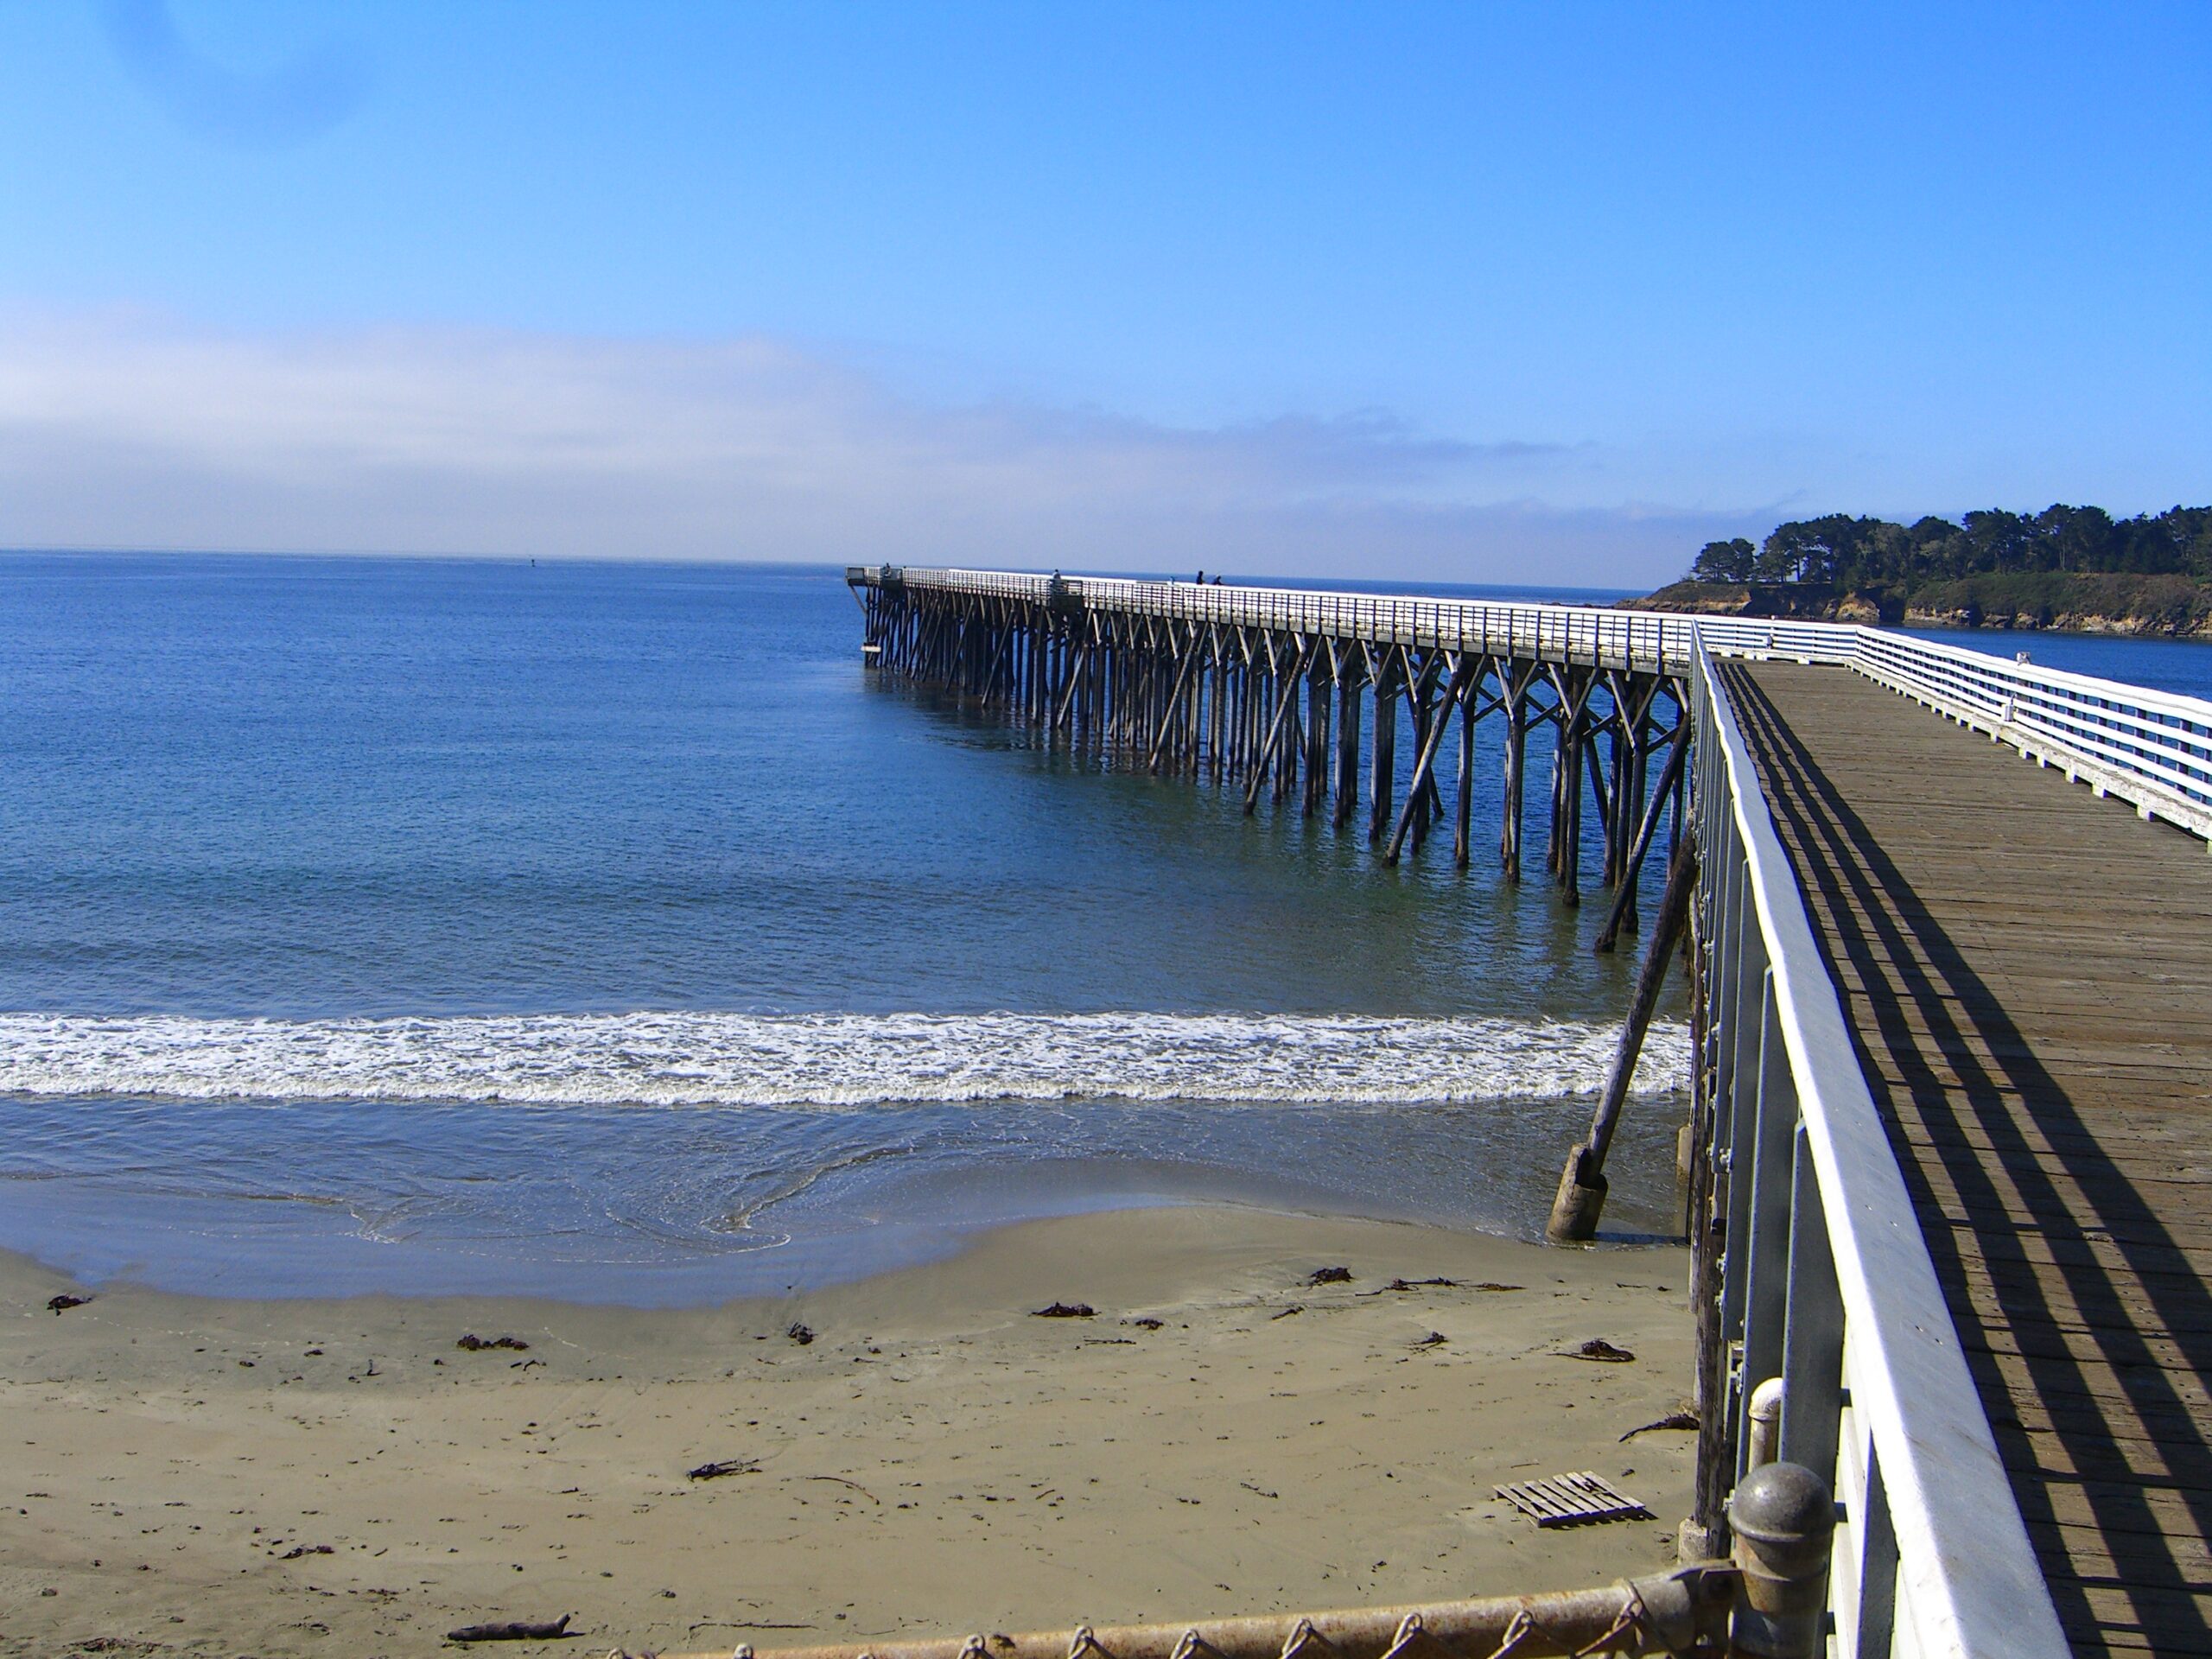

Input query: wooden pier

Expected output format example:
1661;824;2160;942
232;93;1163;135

850;567;1688;914
1725;661;2212;1657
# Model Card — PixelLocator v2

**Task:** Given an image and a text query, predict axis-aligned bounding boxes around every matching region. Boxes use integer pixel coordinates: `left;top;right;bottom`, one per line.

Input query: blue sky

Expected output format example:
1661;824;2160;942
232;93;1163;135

1;3;2206;583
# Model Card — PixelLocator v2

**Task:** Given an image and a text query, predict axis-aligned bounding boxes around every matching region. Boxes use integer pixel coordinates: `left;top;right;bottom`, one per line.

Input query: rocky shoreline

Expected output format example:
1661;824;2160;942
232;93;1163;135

1629;577;2212;640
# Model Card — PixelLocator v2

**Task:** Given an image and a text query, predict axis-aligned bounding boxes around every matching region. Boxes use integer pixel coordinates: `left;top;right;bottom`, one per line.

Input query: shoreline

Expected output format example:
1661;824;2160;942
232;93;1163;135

0;1205;1695;1659
1626;580;2212;641
0;1091;1694;1308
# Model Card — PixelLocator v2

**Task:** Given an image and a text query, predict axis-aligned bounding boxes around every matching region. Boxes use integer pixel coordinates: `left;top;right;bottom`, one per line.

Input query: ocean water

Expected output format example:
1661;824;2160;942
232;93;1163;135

0;555;1703;1302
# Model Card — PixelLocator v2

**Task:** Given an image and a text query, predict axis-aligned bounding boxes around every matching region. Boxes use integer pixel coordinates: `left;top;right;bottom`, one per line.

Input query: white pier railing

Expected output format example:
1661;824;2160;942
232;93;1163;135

1689;634;2068;1659
861;564;1852;675
1851;626;2212;843
855;566;2212;849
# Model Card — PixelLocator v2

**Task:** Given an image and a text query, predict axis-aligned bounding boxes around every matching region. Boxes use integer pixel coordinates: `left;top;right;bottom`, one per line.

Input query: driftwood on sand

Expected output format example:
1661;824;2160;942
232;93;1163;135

448;1612;574;1643
687;1459;760;1481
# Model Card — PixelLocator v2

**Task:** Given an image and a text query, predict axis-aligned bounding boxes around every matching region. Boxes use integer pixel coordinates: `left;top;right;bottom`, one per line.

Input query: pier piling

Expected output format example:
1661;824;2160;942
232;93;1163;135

859;556;1694;1252
852;571;1681;918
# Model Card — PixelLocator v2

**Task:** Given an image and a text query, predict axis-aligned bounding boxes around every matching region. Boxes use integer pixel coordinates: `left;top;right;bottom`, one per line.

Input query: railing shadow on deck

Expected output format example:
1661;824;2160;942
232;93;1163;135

1724;665;2212;1656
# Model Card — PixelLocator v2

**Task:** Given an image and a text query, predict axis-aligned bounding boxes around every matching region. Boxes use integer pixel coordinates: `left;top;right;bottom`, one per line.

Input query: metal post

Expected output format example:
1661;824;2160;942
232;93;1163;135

1736;975;1797;1478
1728;1461;1837;1659
1852;1452;1899;1659
1720;951;1769;1345
1779;1124;1845;1491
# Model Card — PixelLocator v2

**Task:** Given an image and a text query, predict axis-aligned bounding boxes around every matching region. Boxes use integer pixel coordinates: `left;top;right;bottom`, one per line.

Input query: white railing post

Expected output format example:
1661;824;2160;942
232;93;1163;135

1736;970;1800;1483
1777;1122;1845;1489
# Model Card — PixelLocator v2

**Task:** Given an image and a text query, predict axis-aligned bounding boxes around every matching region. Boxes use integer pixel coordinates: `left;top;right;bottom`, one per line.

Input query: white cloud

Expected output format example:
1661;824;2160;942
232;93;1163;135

0;308;1770;586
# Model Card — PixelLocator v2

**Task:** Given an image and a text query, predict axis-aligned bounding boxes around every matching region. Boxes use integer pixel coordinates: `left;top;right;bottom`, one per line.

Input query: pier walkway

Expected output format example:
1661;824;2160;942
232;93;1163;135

1726;661;2212;1656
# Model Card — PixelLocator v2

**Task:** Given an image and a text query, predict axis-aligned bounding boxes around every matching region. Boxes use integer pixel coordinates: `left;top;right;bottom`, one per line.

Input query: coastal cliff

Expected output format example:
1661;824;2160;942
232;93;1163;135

1638;502;2212;639
1628;572;2212;638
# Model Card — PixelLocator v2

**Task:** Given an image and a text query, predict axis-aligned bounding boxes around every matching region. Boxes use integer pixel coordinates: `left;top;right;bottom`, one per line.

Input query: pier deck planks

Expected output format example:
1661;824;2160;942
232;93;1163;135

1725;661;2212;1658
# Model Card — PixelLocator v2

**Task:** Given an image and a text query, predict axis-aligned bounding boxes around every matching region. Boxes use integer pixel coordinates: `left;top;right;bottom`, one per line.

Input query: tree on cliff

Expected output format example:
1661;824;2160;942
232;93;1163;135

1690;538;1757;582
1686;504;2212;588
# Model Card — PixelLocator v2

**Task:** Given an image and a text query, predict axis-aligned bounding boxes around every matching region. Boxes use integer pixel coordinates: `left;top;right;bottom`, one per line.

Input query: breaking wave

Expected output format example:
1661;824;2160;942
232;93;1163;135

0;1011;1690;1109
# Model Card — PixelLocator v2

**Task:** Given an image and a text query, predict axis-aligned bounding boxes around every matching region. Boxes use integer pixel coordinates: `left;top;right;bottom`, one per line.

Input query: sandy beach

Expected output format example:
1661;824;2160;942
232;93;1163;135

0;1206;1694;1659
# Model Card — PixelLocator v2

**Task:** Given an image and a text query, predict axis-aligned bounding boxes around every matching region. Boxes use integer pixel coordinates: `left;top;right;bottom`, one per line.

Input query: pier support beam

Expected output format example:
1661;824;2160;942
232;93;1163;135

1368;655;1398;843
1594;716;1690;954
1500;671;1530;880
1547;840;1697;1243
856;576;1681;950
1332;652;1363;827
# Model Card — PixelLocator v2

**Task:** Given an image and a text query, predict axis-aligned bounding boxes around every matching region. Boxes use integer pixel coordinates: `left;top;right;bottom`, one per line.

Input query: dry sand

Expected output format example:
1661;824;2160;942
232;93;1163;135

0;1206;1695;1659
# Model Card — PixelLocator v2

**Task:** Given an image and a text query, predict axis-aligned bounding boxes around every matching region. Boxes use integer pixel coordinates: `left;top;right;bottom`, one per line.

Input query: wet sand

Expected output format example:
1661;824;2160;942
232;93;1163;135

0;1207;1695;1659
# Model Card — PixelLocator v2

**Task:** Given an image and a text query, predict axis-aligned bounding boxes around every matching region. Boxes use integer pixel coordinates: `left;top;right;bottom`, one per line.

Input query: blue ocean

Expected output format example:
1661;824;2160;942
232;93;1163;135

0;554;1845;1300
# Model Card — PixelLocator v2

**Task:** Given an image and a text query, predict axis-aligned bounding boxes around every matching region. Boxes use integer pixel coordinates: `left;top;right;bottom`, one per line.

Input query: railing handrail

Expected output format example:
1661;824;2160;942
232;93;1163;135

863;564;1859;668
1857;626;2212;721
1689;632;2068;1656
854;565;2212;842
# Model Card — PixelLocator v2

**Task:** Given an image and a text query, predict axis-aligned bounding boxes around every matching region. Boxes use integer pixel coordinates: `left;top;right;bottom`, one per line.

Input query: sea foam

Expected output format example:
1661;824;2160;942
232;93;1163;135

0;1011;1688;1109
